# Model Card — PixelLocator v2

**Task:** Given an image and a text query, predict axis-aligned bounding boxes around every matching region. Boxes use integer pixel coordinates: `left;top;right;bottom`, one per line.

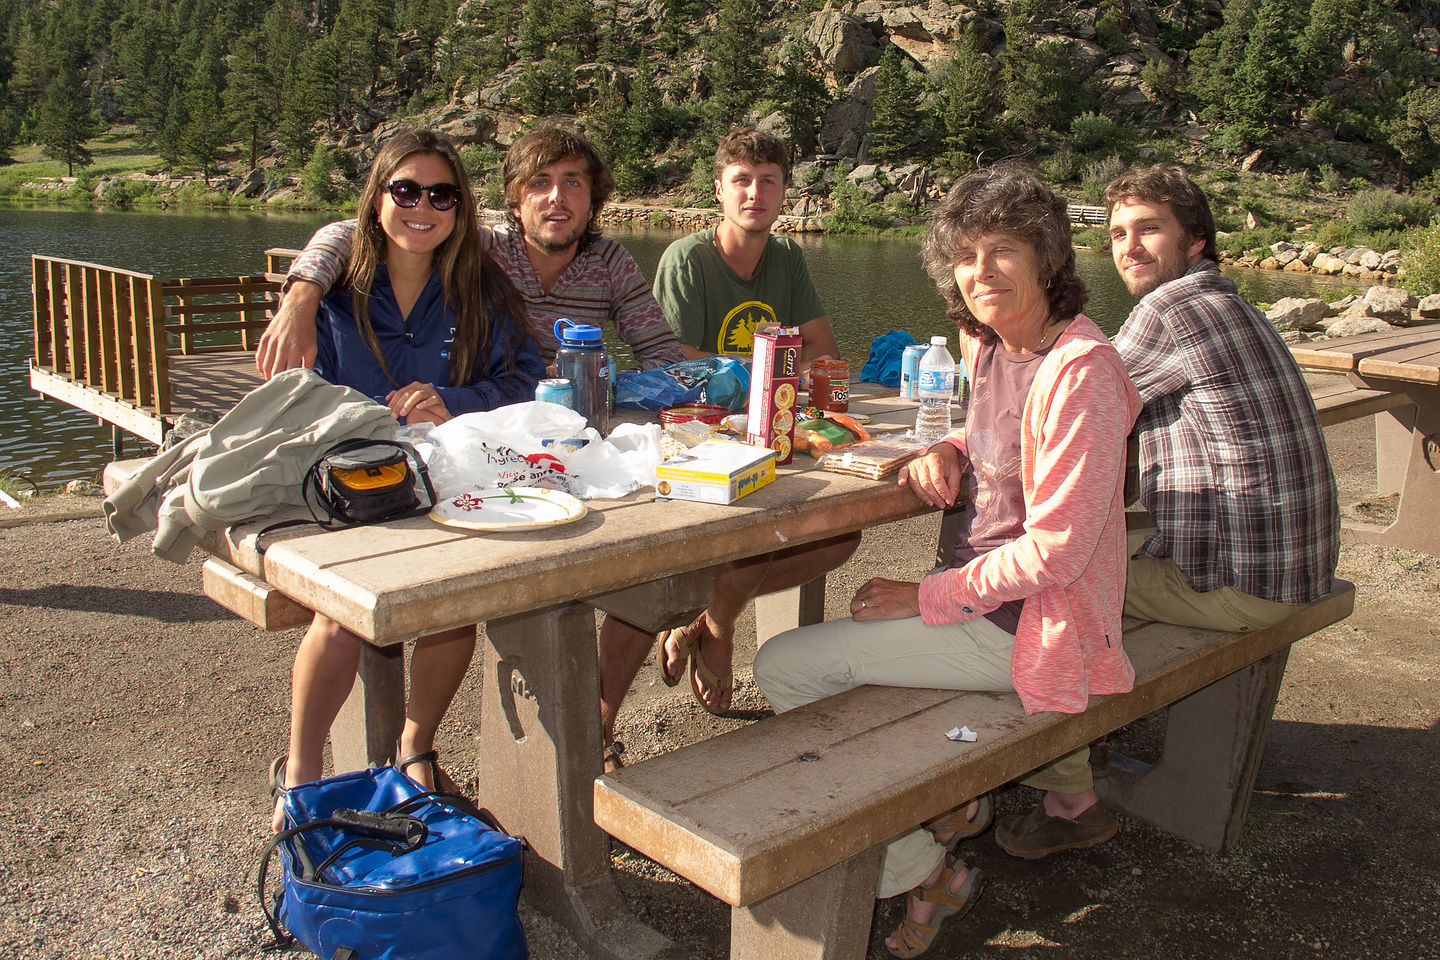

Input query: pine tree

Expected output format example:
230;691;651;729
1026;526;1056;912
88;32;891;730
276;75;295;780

704;0;765;139
933;26;996;170
772;45;829;158
224;30;276;171
866;45;920;162
36;62;100;176
182;49;229;183
1001;11;1088;135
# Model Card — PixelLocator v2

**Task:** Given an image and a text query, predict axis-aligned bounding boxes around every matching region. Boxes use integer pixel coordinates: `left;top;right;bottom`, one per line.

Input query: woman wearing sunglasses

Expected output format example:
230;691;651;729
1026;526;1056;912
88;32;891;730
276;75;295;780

273;128;543;832
312;127;543;423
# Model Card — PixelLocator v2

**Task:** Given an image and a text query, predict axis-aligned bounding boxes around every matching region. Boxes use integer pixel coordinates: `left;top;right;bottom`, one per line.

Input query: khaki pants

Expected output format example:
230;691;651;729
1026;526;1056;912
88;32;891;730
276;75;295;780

754;614;1092;898
1125;556;1296;631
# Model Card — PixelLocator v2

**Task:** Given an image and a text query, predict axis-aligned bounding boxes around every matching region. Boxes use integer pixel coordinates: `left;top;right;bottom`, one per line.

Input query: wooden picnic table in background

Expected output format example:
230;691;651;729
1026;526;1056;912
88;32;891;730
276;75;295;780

1291;324;1440;556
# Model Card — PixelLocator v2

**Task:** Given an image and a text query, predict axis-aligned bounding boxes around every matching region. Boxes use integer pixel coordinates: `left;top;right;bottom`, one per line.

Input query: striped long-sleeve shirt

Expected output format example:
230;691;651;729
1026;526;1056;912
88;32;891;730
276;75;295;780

1113;260;1339;606
285;220;685;369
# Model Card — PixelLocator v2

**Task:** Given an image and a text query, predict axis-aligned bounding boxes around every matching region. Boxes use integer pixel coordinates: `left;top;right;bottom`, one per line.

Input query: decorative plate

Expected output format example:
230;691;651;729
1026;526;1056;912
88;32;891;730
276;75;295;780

430;486;587;531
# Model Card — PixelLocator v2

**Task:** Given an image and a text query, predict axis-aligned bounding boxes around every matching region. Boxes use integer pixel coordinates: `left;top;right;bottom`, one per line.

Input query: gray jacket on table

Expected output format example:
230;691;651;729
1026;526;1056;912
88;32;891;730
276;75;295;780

104;369;398;562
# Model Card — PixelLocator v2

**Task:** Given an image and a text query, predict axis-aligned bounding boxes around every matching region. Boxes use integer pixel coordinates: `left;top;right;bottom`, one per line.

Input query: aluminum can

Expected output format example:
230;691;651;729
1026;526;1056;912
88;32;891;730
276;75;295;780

535;377;574;408
899;344;927;399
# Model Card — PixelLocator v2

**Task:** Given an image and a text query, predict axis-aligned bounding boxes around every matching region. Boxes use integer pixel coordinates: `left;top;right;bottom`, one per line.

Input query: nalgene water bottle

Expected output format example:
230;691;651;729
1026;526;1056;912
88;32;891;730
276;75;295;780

553;318;611;435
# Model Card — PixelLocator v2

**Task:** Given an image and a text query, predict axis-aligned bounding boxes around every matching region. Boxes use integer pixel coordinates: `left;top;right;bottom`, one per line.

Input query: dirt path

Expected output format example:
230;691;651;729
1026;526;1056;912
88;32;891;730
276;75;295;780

2;412;1437;958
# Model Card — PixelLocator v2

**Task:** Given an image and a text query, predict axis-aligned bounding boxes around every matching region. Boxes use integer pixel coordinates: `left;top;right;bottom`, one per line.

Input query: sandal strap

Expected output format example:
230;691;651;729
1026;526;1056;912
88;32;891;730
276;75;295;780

397;749;440;774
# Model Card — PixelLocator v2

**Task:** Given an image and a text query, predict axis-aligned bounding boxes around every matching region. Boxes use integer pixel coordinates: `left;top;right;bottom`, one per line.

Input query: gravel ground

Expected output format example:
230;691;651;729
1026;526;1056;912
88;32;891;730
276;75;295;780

2;409;1438;959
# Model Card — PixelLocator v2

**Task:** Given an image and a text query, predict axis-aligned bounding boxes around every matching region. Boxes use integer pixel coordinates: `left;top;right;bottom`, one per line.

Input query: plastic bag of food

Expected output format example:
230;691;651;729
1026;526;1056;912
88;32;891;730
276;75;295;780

615;356;751;411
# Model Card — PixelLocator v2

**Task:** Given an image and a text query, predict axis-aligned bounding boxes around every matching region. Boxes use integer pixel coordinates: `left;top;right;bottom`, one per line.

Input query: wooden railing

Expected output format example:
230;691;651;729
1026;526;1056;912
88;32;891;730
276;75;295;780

1067;204;1108;225
31;254;282;419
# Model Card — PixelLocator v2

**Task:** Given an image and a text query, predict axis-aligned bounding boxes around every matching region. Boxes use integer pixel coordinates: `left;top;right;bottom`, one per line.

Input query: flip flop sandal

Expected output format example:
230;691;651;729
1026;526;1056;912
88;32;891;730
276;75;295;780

397;749;462;795
926;793;995;853
655;626;693;688
689;643;734;716
269;755;291;835
886;860;984;959
603;739;626;774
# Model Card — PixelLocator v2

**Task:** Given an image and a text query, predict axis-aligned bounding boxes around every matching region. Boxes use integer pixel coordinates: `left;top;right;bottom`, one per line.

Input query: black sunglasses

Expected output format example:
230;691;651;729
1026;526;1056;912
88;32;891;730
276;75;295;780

384;179;461;211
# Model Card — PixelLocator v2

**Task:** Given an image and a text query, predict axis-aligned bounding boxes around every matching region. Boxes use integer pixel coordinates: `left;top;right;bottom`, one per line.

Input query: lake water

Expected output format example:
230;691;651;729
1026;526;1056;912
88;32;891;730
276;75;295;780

1;206;1359;487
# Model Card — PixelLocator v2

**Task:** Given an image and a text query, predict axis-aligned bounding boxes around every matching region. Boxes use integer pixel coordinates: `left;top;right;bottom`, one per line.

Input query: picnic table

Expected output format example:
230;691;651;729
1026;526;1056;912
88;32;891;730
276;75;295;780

107;392;935;960
1291;324;1440;556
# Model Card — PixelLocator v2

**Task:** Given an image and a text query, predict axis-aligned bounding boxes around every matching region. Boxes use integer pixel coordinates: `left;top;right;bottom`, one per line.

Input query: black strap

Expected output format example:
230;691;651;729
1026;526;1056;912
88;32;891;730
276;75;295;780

256;810;427;949
255;439;436;555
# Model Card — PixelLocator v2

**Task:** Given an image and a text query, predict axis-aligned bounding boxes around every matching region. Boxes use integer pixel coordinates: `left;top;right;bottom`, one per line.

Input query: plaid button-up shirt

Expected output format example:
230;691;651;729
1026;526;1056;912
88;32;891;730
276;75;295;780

1113;261;1339;605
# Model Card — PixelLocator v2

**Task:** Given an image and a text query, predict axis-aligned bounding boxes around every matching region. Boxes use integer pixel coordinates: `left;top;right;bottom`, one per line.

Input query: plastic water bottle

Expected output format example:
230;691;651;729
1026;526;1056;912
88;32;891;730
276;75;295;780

913;335;956;445
553;318;610;435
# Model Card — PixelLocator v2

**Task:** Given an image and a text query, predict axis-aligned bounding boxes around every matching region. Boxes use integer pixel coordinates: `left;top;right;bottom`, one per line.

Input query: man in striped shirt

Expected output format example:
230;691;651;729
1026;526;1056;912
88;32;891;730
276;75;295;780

256;123;684;374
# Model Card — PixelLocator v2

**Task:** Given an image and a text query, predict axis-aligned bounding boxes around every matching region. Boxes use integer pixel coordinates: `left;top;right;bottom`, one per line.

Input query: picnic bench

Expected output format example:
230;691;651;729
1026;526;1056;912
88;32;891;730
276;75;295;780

1291;326;1440;556
594;582;1355;959
28;249;299;455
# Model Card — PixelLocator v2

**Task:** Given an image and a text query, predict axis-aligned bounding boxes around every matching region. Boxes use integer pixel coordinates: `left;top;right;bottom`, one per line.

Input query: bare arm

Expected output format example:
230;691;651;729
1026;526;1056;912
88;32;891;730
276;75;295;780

255;280;323;378
797;314;839;381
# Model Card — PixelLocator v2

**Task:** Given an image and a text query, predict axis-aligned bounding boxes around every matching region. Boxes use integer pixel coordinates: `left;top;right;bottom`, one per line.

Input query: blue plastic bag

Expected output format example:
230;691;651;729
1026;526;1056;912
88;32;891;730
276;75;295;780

859;329;918;386
616;356;751;411
260;766;528;960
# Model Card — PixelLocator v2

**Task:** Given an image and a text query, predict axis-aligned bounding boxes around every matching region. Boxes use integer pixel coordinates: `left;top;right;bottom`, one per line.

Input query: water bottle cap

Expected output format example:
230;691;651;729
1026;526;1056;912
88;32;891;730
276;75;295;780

930;336;948;346
554;318;604;346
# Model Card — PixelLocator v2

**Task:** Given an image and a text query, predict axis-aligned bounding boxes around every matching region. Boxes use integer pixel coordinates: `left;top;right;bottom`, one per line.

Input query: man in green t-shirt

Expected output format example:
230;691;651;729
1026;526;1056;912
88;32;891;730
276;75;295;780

653;128;839;376
598;129;854;767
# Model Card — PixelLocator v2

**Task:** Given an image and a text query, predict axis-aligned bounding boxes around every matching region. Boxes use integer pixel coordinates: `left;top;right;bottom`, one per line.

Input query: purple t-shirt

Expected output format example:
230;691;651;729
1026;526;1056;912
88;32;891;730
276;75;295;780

950;337;1052;633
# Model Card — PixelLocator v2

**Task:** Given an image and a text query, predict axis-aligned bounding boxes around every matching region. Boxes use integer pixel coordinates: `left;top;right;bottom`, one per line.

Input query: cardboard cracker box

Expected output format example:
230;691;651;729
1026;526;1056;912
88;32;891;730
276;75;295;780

655;439;778;504
746;326;802;465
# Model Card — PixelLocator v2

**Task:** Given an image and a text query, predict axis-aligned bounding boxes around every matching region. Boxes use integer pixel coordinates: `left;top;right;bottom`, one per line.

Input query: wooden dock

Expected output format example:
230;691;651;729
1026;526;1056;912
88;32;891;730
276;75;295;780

28;249;299;452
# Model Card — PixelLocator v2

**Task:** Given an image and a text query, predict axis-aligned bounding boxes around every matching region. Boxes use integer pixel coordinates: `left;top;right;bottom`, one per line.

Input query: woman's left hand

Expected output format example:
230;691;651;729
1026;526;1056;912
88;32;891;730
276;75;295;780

851;577;922;621
387;382;452;425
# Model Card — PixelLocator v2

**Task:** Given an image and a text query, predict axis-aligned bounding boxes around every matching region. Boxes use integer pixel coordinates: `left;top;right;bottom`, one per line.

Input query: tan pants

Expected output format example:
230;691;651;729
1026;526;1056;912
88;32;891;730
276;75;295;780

754;613;1092;898
1125;556;1296;631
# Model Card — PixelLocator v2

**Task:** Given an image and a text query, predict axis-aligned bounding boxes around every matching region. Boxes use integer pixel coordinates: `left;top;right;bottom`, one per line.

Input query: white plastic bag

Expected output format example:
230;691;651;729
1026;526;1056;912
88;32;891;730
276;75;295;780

423;401;662;500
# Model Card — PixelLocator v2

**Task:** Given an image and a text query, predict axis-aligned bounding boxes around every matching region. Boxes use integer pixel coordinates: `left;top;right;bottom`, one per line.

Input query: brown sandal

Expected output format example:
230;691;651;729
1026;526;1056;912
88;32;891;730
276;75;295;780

689;642;734;715
925;793;994;853
886;859;984;958
603;739;626;774
655;628;691;687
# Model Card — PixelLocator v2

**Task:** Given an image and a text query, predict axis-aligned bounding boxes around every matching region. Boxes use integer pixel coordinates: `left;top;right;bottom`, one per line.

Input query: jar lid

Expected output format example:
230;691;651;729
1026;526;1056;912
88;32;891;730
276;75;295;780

660;403;730;425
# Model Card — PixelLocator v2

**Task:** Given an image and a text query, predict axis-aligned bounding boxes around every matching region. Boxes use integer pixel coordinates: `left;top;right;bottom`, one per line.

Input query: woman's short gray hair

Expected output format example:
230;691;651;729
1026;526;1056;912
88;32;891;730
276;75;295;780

921;164;1088;340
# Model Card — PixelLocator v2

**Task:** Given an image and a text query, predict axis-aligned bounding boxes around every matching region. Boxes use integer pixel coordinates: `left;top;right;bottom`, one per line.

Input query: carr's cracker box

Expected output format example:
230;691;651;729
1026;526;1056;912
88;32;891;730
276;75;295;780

655;439;778;504
746;326;802;465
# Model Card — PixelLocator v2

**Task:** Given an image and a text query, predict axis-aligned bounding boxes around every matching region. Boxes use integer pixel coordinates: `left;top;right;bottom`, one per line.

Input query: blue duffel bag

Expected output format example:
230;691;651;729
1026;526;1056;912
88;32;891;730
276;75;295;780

258;766;527;960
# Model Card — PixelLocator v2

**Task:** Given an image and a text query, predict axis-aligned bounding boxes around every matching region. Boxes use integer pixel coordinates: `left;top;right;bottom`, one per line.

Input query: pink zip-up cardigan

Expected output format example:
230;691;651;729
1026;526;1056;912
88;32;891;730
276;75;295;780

916;314;1143;714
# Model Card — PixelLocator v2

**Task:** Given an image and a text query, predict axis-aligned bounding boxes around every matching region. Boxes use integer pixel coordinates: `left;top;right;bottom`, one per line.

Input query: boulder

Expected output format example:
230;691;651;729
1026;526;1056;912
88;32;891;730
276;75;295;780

1359;249;1383;271
1362;285;1416;322
1298;241;1323;265
1266;297;1330;330
1312;253;1347;275
233;168;266;199
1325;316;1394;338
807;7;884;77
847;163;880;183
819;67;880;157
1418;294;1440;319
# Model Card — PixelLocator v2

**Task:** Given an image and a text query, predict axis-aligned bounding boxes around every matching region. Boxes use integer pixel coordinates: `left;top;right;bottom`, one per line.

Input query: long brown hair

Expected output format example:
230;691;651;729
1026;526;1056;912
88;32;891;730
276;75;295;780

347;127;531;386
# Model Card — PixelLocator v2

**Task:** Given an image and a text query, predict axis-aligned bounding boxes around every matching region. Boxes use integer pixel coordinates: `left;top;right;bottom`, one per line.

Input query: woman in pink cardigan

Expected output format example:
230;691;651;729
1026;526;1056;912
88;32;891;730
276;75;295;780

755;166;1142;958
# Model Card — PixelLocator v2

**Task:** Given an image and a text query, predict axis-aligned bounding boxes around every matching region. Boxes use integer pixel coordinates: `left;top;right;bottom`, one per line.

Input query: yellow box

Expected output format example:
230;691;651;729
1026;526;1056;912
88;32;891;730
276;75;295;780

655;439;778;504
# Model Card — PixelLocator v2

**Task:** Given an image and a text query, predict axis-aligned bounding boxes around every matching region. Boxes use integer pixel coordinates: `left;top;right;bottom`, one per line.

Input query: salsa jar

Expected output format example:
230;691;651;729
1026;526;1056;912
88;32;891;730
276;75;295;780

810;359;850;412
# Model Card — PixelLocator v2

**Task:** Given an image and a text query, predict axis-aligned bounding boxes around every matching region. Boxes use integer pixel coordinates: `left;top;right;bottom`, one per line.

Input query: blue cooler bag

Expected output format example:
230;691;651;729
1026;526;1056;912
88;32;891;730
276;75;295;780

258;766;527;960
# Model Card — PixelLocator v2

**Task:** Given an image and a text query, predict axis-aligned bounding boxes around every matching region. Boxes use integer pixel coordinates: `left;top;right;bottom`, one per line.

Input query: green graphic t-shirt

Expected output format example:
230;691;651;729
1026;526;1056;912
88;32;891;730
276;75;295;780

653;227;827;356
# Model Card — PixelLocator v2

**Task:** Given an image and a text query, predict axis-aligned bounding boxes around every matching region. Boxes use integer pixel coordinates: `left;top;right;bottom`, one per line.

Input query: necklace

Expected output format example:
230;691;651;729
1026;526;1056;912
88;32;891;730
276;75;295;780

1034;320;1064;352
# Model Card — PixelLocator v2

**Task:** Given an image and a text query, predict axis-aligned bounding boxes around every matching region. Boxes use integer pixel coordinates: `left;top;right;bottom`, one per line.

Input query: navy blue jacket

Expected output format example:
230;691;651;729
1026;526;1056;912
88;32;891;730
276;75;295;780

316;264;543;417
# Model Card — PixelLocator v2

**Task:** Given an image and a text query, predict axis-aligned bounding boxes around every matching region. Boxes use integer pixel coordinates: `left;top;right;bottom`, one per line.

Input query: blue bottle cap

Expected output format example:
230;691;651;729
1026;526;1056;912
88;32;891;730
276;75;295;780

554;318;604;346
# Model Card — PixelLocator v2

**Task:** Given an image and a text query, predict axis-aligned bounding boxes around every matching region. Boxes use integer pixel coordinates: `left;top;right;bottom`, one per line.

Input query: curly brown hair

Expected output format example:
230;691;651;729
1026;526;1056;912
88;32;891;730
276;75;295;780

1103;162;1218;262
349;127;531;387
502;121;614;246
920;164;1088;340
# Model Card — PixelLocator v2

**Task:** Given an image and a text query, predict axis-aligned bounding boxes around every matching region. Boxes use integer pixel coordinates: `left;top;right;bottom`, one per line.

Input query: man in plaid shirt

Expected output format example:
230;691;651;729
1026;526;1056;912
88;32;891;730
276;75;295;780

1107;164;1340;629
